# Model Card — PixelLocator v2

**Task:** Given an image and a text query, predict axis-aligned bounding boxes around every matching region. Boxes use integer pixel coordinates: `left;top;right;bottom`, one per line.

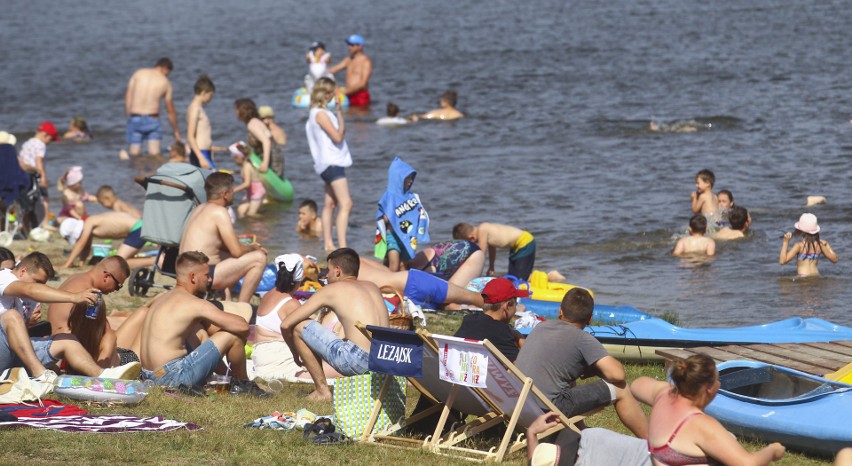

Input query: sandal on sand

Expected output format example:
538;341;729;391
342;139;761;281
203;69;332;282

313;432;350;445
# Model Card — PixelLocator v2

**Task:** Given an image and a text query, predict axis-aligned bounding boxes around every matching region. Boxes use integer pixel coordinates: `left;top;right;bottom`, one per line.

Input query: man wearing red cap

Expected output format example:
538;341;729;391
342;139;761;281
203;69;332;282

455;277;526;361
18;121;59;228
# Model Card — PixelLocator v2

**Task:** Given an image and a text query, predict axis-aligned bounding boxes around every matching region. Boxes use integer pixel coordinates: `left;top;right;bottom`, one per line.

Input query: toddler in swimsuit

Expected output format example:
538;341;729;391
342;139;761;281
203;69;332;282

56;166;94;222
229;142;265;218
779;213;838;277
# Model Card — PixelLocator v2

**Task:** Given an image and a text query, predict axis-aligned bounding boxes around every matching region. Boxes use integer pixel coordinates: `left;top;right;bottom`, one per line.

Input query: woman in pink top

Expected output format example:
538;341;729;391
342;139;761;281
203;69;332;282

631;354;785;466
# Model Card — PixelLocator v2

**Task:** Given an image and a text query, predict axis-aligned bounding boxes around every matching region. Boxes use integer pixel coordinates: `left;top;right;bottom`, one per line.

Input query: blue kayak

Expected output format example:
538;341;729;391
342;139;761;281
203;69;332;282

707;360;852;457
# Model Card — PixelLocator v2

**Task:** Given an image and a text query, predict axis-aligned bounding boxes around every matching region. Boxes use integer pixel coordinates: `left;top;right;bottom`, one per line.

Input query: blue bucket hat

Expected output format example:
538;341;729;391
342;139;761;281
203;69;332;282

345;34;365;46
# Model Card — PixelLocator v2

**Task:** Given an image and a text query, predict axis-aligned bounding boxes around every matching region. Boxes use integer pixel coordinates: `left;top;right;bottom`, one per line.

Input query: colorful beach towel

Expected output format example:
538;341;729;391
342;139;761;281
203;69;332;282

0;399;88;418
375;157;429;260
0;415;201;433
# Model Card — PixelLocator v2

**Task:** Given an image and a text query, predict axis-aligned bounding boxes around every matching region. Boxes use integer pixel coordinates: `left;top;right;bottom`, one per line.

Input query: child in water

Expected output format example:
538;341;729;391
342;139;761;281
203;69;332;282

690;169;719;216
56;166;94;221
63;116;92;141
229;142;265;218
304;41;333;92
673;214;716;256
779;213;838;277
376;102;408;126
295;199;322;239
411;91;464;121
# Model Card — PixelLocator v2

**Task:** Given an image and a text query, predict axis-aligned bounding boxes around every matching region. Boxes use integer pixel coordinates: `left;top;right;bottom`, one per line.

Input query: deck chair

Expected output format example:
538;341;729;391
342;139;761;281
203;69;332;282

356;324;588;463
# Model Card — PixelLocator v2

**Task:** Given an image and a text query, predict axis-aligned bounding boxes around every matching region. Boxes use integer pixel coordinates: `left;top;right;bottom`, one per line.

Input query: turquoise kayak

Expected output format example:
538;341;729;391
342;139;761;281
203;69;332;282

248;153;294;202
707;360;852;457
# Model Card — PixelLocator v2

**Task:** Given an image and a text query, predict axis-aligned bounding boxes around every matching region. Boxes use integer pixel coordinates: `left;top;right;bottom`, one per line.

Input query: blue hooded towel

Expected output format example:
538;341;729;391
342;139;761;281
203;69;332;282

375;157;429;259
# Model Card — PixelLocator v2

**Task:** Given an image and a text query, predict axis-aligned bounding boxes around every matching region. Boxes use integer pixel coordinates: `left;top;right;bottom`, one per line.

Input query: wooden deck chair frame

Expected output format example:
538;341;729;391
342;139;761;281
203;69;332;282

355;323;589;462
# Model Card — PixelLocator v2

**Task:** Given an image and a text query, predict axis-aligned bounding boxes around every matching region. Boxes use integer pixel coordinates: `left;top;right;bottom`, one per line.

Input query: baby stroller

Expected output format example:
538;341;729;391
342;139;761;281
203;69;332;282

128;163;208;297
0;143;42;241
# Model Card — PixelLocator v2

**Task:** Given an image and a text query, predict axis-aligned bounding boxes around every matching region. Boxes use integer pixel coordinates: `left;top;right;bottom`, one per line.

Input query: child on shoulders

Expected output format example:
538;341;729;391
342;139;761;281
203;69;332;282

690;169;718;216
229;142;265;218
673;214;716;256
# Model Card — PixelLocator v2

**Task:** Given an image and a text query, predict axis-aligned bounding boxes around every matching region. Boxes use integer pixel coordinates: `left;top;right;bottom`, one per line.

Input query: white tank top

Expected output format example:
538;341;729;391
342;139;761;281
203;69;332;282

305;108;353;175
255;296;292;335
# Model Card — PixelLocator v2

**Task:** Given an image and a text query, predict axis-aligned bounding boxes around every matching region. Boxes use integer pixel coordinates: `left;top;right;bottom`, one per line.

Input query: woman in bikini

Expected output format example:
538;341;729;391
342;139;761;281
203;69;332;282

252;254;341;383
779;213;838;277
631;353;785;466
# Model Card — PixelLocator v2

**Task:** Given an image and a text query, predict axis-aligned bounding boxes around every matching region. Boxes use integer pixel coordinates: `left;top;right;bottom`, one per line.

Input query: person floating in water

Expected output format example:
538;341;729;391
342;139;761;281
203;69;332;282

673;214;716;257
779;213;838;277
411;91;464;121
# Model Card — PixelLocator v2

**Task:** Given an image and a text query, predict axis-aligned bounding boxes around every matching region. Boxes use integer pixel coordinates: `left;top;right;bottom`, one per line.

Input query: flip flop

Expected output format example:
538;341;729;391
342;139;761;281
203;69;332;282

313;432;350;446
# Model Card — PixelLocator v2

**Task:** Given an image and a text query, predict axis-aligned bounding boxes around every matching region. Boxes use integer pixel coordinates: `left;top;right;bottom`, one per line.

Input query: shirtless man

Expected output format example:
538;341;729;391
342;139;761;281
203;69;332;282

411;91;464;121
0;253;140;381
329;35;373;107
281;248;388;401
139;251;264;395
359;258;484;309
673;214;716;256
58;212;147;269
712;206;750;241
120;57;181;159
453;222;537;281
48;257;145;368
187;75;217;169
179;172;267;303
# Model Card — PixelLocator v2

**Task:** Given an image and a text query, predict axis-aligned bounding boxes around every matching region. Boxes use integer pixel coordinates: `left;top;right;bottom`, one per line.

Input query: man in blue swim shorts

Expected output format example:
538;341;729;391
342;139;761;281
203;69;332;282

281;248;389;401
120;58;182;159
58;212;150;269
140;251;267;396
357;258;485;310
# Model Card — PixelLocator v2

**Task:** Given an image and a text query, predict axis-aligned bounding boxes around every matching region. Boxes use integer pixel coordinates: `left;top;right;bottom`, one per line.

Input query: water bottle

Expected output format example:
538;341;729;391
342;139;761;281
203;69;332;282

85;293;102;320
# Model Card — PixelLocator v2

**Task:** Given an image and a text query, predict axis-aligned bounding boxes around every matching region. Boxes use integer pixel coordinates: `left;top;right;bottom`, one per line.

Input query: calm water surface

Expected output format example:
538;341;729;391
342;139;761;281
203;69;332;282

3;0;851;326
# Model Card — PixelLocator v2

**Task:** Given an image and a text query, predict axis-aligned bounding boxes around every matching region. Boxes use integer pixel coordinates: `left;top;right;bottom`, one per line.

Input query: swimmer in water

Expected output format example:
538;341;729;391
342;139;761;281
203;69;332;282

649;119;710;133
673;214;716;257
779;213;838;277
411;91;464;121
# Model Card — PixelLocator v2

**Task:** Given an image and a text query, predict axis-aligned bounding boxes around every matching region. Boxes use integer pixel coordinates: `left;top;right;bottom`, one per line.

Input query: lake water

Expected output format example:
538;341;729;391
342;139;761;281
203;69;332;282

3;0;851;326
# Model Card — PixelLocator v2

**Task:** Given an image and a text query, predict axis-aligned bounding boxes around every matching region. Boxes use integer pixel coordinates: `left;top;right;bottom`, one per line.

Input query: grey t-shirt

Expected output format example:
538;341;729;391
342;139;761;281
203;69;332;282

514;319;609;402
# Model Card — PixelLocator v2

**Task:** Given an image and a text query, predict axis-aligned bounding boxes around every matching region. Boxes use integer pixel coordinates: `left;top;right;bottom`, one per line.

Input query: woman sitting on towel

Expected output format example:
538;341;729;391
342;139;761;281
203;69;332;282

631;354;786;466
252;254;341;383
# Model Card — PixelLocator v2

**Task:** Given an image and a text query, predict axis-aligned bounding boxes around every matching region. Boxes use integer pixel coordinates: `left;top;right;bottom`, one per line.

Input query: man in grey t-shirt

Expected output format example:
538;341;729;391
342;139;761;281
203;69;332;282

515;288;648;438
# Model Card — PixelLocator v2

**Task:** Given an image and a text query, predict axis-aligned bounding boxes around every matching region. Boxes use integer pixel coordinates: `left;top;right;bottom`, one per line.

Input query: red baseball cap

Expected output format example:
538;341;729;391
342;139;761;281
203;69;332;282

38;121;60;141
481;277;530;304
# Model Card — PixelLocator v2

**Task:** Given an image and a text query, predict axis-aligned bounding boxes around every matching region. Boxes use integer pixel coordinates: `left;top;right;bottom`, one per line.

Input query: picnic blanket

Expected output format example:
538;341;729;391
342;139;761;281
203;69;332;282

0;414;201;433
0;399;88;418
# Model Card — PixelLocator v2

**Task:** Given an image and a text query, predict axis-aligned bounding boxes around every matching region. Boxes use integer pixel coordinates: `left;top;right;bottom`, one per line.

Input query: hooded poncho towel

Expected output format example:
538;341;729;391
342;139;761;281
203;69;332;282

375;157;429;259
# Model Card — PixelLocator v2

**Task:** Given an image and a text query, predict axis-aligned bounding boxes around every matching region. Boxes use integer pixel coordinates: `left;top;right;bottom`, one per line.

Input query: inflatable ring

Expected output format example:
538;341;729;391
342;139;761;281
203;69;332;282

292;87;350;109
55;375;147;404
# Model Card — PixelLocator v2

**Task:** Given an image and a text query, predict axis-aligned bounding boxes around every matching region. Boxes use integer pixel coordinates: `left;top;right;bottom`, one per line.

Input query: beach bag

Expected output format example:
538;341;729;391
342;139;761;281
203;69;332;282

333;373;406;440
0;367;53;403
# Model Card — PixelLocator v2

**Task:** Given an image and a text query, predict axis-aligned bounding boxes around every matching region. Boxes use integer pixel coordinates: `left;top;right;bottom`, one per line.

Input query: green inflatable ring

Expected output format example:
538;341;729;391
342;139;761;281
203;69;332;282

249;153;294;202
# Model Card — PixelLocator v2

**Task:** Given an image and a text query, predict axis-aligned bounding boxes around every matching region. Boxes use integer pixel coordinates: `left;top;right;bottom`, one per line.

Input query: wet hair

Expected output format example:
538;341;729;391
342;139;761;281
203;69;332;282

71;116;92;139
452;223;475;240
194;75;215;95
15;252;55;280
100;256;130;279
275;261;300;293
717;189;733;206
176;251;209;277
96;185;114;198
299;199;318;214
441;91;458;108
560;288;594;324
798;231;822;260
155;57;173;71
728;206;749;231
0;247;15;267
386;102;400;117
204;172;234;199
670;353;717;399
689;214;707;235
327;248;360;277
310;77;337;109
234;98;259;123
695;169;715;187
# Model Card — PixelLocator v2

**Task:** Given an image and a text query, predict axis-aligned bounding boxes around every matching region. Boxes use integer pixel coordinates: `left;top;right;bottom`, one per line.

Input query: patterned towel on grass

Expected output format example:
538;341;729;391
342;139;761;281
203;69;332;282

0;399;88;418
0;415;202;432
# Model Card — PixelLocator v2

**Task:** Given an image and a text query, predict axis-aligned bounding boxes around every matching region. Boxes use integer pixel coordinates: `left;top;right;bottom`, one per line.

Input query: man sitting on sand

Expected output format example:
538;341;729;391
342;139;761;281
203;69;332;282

673;214;716;256
712;206;750;241
179;172;268;303
0;252;140;381
358;257;485;309
281;248;388;401
139;251;266;395
48;257;147;367
58;212;147;269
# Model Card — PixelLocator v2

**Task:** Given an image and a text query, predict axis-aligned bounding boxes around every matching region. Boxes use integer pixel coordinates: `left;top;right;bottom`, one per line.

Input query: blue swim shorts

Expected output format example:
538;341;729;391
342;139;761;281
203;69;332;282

140;339;221;388
126;115;163;145
300;320;368;376
0;322;58;371
385;231;413;261
404;269;449;308
122;220;145;249
320;166;346;184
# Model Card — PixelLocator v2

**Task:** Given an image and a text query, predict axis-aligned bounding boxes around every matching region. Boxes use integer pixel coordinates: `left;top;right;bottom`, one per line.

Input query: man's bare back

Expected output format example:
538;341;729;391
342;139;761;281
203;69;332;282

673;235;716;256
478;223;524;249
89;212;140;238
127;68;172;116
48;272;97;335
180;203;232;264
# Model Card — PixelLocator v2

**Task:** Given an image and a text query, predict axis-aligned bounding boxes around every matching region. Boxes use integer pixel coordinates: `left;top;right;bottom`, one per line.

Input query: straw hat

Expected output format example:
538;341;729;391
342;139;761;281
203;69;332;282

794;213;820;235
258;106;275;119
530;443;560;466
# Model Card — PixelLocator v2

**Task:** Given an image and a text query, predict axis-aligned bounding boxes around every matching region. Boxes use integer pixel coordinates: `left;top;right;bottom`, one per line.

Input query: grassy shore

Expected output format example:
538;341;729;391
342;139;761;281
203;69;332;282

3;238;832;465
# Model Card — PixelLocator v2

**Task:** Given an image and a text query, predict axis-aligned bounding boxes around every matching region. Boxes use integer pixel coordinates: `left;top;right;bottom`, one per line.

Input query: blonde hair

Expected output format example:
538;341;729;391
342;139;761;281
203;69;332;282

310;77;337;109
